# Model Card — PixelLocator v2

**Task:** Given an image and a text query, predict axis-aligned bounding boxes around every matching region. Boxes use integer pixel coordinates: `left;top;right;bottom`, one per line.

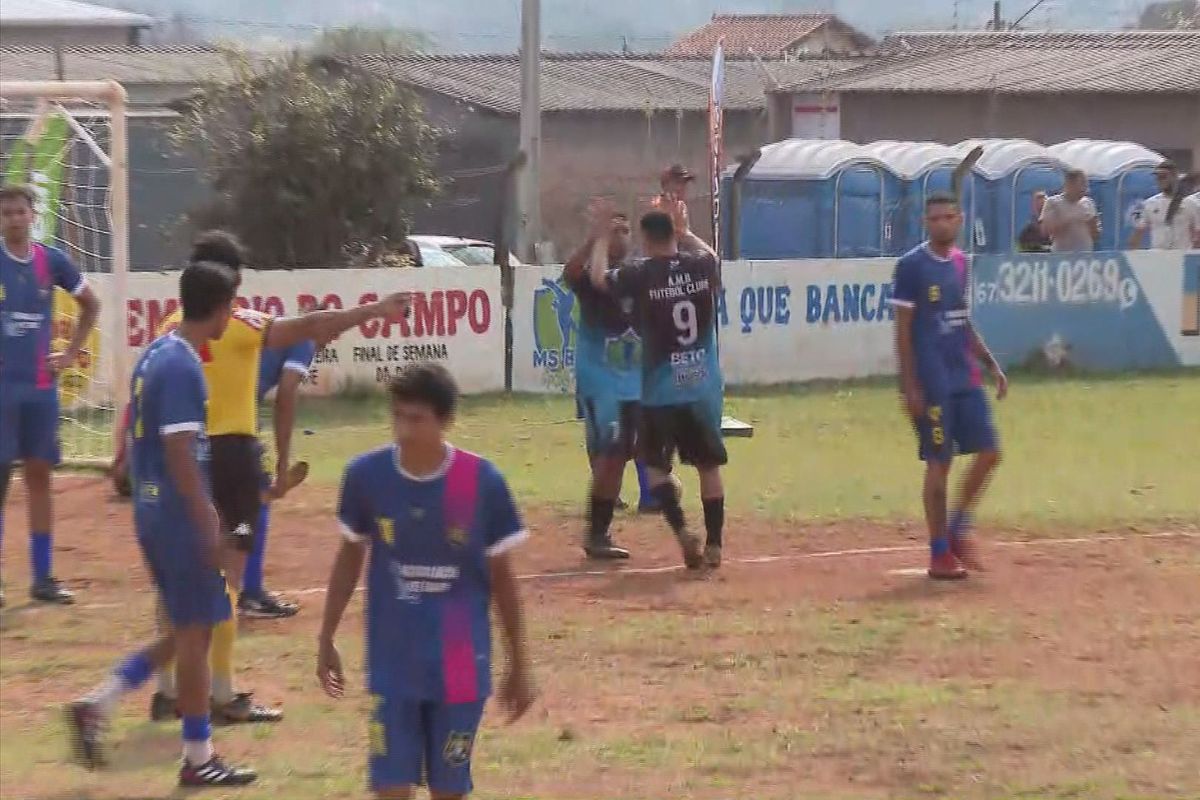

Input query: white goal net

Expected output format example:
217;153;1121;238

1;81;129;466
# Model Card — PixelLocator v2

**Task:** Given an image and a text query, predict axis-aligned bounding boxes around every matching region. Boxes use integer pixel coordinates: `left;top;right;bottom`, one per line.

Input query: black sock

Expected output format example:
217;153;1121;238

702;497;725;548
653;482;686;534
587;496;616;542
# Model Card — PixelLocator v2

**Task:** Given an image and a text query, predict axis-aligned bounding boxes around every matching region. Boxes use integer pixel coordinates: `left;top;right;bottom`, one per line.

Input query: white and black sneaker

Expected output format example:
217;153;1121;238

238;590;299;619
179;755;258;787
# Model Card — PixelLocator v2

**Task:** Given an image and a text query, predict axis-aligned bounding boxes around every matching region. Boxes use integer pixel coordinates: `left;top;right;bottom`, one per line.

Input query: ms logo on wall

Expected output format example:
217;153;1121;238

531;276;579;392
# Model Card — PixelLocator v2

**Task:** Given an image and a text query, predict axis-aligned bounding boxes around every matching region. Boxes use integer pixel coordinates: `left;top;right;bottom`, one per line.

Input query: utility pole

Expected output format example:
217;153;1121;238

517;0;542;263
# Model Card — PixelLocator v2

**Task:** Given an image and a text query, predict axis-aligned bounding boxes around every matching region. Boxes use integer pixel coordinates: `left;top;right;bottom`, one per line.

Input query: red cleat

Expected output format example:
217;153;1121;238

951;535;985;572
928;551;968;580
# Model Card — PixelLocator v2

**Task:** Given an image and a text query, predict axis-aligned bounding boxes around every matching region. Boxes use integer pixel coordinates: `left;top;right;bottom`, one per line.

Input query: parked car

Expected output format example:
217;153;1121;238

408;235;522;267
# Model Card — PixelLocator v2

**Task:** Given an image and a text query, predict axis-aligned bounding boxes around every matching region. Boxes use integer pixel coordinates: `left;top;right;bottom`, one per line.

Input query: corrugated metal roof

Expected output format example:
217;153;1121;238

0;46;235;84
786;30;1200;94
0;0;152;27
664;13;873;57
358;53;866;114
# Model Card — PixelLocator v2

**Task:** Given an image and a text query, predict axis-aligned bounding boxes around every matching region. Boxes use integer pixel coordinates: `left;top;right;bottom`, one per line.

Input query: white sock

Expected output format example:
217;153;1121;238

157;670;177;699
183;738;214;767
85;675;125;717
211;676;234;705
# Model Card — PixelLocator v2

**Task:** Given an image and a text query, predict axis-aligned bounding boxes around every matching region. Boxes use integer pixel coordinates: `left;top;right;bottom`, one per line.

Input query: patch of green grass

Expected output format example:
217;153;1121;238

285;372;1200;526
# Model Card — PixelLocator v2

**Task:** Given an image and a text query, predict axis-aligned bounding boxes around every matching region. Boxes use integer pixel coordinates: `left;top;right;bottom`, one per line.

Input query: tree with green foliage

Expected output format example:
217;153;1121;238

173;50;439;267
311;25;433;56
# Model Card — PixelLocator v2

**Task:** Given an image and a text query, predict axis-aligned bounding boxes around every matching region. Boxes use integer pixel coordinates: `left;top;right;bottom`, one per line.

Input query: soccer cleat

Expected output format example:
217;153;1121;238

179;755;258;787
65;699;106;770
928;552;969;581
238;591;300;619
212;692;283;725
636;499;662;514
614;498;629;512
31;577;75;604
674;530;705;571
703;544;722;569
583;536;631;560
149;691;179;722
1;580;6;608
951;535;986;572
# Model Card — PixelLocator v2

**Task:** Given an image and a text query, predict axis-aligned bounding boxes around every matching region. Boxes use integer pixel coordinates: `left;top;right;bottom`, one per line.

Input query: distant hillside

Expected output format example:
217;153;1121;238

107;0;1151;52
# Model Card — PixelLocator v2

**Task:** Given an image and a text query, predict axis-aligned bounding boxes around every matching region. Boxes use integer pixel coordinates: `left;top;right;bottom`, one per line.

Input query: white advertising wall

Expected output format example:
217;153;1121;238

510;259;900;394
107;266;505;397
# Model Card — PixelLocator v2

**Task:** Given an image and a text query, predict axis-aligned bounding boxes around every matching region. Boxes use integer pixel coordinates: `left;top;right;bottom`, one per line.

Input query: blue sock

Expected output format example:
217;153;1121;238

242;505;269;597
31;531;51;582
182;714;211;743
930;535;951;557
949;510;973;539
635;461;653;506
116;650;155;691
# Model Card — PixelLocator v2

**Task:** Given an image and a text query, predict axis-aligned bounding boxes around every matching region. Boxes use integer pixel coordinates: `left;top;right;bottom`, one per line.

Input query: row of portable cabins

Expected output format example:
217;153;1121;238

721;139;1164;259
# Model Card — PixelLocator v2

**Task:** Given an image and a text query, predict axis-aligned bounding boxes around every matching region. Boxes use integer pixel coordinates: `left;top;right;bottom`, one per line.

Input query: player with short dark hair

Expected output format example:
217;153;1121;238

562;210;641;559
1;182;102;607
67;260;259;787
144;230;412;725
587;197;727;570
317;362;535;800
891;193;1007;580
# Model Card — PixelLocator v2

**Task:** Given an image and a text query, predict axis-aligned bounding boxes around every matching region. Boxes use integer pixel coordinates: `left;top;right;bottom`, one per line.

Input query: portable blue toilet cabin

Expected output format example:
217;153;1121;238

725;139;901;259
1047;140;1164;250
959;139;1066;254
862;141;976;254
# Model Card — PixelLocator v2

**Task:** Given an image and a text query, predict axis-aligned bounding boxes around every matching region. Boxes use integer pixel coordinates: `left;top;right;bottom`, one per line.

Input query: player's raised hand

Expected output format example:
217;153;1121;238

587;196;618;238
500;662;536;724
316;638;346;699
379;291;413;321
667;195;691;238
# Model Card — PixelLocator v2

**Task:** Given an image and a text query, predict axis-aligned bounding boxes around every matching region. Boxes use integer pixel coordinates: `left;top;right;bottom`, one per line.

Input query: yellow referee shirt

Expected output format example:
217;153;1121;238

157;307;272;436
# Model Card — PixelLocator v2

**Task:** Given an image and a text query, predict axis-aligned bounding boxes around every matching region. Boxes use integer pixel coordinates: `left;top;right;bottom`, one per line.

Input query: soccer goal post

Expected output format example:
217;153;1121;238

1;80;130;467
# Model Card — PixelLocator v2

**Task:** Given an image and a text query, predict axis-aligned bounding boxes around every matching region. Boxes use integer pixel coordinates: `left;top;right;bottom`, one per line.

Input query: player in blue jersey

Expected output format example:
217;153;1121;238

317;362;535;799
562;211;642;559
890;193;1007;580
588;198;727;570
237;328;324;618
67;261;257;787
0;183;101;607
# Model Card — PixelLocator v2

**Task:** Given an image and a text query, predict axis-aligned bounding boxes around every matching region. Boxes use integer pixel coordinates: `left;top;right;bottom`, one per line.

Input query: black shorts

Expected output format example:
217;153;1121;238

209;434;263;551
639;401;728;471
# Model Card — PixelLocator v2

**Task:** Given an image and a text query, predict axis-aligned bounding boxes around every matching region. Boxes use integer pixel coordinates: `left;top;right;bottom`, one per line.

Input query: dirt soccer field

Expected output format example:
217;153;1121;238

1;479;1197;800
2;378;1199;800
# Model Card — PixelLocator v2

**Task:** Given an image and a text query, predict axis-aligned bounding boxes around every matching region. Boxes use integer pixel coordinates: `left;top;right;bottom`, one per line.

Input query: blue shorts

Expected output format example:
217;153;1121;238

368;694;486;795
135;499;231;628
0;384;61;466
915;388;999;463
579;394;639;460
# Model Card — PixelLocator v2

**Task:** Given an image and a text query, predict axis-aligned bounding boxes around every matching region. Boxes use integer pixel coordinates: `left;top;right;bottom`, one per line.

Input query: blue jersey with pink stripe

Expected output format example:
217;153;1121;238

337;445;526;702
890;244;982;397
0;242;84;389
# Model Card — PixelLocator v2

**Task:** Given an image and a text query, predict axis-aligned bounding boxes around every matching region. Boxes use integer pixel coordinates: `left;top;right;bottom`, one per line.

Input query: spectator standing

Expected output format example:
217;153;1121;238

1040;170;1100;253
1017;191;1052;253
1129;161;1200;251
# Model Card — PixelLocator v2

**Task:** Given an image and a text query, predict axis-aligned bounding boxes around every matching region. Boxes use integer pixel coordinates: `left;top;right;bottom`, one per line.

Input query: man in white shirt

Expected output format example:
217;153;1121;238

1040;169;1100;253
1129;161;1200;251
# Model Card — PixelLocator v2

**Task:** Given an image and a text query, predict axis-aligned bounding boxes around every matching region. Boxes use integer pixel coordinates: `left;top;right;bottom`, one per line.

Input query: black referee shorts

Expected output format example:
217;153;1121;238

209;434;264;551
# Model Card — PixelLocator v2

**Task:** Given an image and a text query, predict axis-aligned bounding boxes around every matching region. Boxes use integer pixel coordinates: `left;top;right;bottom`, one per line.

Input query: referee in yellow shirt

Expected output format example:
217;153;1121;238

149;231;410;724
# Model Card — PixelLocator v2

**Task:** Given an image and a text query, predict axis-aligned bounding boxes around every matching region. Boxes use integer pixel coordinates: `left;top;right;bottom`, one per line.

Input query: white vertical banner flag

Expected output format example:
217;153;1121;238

709;38;725;258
